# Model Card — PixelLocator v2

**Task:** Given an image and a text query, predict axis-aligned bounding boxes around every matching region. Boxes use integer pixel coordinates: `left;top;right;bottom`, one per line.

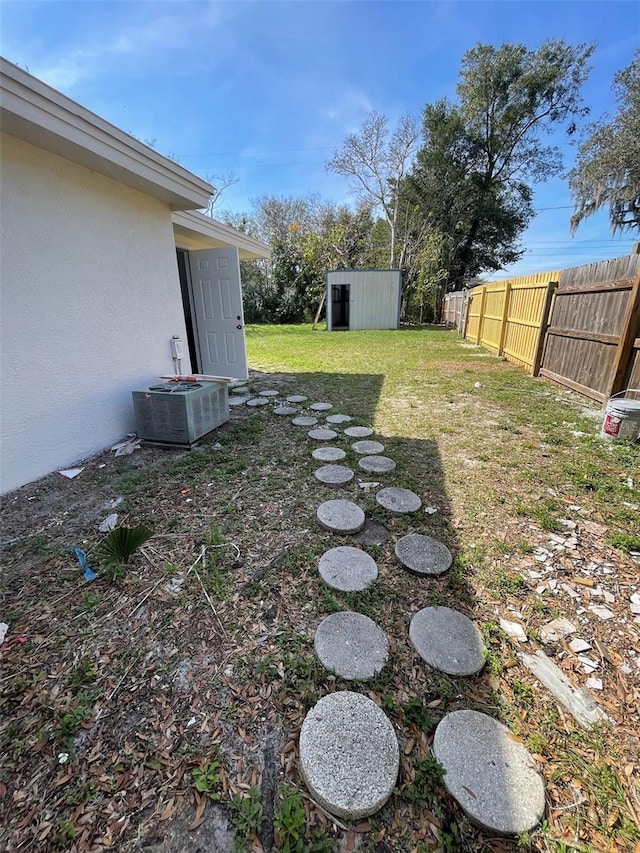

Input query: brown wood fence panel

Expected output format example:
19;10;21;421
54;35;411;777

442;292;470;333
625;342;640;393
559;255;640;289
539;274;640;402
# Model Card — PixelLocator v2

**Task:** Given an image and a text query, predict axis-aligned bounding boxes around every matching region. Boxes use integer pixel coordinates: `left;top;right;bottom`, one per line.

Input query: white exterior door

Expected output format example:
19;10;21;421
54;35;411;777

188;247;247;380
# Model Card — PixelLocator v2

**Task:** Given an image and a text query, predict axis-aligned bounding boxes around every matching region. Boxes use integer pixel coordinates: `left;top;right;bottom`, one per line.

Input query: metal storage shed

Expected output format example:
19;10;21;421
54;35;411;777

326;269;402;331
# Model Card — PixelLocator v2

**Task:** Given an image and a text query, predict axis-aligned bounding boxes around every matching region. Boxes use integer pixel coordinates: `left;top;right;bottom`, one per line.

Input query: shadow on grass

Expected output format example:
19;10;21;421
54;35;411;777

237;370;520;851
0;368;524;853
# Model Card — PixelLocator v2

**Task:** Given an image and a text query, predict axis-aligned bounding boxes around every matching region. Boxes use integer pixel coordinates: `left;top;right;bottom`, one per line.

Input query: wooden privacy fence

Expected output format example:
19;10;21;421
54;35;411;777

449;253;640;403
441;291;469;332
462;271;561;372
539;257;640;402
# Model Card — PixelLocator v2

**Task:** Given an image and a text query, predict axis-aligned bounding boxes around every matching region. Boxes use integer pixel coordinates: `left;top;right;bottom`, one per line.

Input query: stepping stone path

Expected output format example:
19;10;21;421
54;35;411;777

344;426;373;438
273;405;297;415
314;612;389;679
228;396;247;407
299;692;399;820
246;397;269;407
268;386;545;829
318;545;378;591
351;440;384;455
433;710;545;834
314;465;354;487
358;455;396;474
317;499;365;534
376;486;422;514
308;428;338;441
409;606;486;676
312;446;346;462
259;389;279;397
395;533;452;575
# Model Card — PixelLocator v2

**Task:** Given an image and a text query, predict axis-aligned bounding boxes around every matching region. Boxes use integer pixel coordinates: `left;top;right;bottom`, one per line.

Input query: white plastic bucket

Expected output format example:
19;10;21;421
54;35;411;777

601;389;640;440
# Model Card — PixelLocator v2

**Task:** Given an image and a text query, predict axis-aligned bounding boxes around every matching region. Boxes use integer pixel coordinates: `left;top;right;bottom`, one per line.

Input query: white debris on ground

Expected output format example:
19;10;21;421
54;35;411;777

492;507;640;722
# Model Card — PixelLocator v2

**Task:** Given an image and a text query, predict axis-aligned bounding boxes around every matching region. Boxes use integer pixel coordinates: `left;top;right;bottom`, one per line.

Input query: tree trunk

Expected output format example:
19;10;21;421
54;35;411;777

312;290;326;330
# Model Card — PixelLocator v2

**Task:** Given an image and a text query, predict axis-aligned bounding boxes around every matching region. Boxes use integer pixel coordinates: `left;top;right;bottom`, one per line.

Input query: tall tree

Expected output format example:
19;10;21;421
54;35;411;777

409;40;593;289
326;112;420;267
569;50;640;234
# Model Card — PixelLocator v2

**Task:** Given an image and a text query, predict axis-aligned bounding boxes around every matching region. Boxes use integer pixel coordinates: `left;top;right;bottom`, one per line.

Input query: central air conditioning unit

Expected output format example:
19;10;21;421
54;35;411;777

132;381;229;446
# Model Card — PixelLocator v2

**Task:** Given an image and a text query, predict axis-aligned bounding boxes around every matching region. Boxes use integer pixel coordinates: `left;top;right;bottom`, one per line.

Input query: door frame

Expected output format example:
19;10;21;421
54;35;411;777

176;248;200;372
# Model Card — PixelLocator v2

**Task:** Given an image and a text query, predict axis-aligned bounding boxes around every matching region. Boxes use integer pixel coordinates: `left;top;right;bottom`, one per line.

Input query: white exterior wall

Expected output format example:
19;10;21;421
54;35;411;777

0;133;191;493
327;270;401;331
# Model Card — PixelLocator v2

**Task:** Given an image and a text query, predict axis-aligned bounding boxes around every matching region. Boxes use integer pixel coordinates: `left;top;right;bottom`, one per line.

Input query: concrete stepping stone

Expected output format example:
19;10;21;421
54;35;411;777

259;389;279;397
409;606;486;675
308;428;338;441
274;405;298;415
315;465;354;486
299;692;399;819
292;416;318;427
376;487;422;514
358;455;396;474
310;402;333;411
353;519;389;546
287;395;308;403
228;396;247;407
230;385;249;394
246;397;270;407
314;612;389;680
326;414;352;424
433;710;545;834
318;545;378;591
344;426;373;438
395;533;452;575
351;440;384;455
317;499;365;534
312;446;346;462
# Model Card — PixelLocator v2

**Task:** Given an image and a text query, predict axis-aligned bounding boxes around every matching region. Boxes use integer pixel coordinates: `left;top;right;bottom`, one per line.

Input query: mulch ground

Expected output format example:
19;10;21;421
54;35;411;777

1;367;639;853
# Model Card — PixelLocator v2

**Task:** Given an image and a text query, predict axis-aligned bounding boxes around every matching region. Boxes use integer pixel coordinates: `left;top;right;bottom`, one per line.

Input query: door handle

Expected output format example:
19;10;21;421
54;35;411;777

236;324;243;330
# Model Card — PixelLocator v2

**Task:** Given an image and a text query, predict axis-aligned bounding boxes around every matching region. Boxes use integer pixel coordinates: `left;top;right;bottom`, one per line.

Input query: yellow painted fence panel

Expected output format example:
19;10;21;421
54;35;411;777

464;271;560;372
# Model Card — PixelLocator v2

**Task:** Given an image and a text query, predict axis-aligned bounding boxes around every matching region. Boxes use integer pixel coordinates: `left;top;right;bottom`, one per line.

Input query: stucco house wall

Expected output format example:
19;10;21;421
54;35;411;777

0;132;193;493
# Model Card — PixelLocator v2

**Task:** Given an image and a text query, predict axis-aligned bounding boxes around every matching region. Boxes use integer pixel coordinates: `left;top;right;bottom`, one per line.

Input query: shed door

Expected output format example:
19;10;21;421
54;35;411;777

188;247;247;380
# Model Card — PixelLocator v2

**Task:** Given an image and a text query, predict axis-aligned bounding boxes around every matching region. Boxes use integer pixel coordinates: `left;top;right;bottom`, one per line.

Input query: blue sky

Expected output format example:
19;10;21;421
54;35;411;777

2;0;639;278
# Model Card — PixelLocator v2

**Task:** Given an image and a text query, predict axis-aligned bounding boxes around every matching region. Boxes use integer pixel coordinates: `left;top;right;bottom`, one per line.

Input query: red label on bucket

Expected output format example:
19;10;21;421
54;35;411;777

603;414;622;436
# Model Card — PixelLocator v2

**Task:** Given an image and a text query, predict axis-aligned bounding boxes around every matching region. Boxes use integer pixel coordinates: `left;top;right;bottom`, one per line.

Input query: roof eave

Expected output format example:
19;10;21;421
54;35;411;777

0;57;213;210
172;211;271;260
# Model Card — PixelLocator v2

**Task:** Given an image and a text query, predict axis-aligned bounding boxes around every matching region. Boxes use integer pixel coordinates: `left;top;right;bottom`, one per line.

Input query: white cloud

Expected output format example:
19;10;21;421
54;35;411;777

322;87;375;132
30;3;229;92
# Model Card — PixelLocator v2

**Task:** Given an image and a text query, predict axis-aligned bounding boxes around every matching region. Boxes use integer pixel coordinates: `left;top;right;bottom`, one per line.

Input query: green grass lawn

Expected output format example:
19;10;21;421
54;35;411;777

247;323;639;541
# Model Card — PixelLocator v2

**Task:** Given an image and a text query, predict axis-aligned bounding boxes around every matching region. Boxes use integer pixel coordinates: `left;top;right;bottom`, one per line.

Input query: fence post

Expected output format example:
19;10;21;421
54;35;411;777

609;273;640;396
497;282;512;357
476;286;487;345
532;280;558;376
